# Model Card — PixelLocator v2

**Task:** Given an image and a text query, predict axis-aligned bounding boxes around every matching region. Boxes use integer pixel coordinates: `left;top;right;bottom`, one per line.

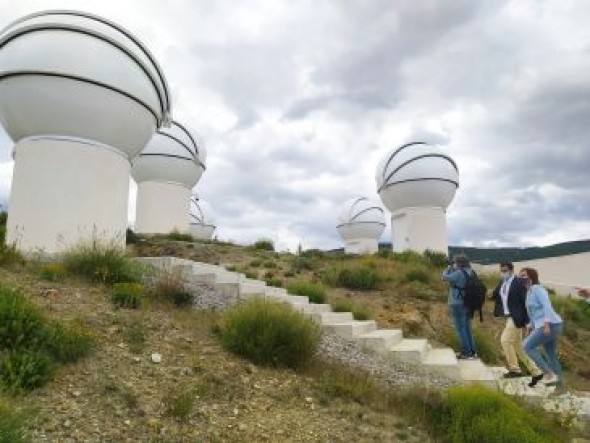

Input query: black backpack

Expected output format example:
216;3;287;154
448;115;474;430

459;269;487;321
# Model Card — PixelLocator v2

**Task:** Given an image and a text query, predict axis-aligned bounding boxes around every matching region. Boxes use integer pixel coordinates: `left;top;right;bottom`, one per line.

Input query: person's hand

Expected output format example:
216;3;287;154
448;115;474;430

524;324;531;336
543;323;551;336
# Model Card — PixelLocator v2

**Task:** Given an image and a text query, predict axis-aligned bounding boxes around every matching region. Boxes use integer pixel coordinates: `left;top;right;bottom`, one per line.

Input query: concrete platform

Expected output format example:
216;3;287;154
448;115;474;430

321;320;377;339
310;312;354;324
423;348;460;379
389;339;429;364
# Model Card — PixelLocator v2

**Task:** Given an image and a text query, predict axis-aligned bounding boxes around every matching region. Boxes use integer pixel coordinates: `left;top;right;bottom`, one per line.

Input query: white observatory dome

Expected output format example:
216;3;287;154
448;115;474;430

376;142;459;212
336;197;386;242
0;10;170;157
131;121;206;188
189;196;216;240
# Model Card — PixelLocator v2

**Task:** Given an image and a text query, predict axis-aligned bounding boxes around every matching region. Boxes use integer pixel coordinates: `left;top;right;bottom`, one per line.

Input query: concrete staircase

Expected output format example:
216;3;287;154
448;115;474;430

136;256;590;423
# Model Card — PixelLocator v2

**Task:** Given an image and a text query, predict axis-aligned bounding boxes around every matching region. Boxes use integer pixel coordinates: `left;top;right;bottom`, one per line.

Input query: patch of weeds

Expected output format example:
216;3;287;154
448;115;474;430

38;262;67;282
0;227;24;268
291;256;316;272
44;322;94;364
263;260;278;269
242;269;258;279
164;230;194;242
123;318;148;354
286;281;326;304
423;249;448;268
164;389;195;421
218;297;320;369
150;268;189;307
401;268;430;285
249;260;262;267
111;283;144;309
265;277;283;288
0;351;53;394
0;395;29;443
63;237;144;284
323;265;381;291
252;239;274;251
225;265;238;272
172;291;193;308
332;300;371;320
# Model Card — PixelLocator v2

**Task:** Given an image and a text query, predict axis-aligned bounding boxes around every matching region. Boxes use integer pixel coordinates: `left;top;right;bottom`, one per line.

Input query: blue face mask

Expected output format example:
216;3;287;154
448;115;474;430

500;271;511;281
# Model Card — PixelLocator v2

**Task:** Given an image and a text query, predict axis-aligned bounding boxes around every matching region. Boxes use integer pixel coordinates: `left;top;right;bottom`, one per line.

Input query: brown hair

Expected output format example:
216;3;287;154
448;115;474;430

520;267;540;285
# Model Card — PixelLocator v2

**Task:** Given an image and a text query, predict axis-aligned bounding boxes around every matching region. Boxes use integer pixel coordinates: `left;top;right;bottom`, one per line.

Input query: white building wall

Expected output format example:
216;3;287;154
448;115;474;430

476;252;590;296
6;137;129;254
391;206;447;253
344;238;379;255
135;181;190;234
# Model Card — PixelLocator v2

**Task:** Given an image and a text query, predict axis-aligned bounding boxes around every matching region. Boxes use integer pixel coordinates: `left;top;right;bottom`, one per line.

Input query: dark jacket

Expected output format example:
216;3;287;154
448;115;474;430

491;277;530;328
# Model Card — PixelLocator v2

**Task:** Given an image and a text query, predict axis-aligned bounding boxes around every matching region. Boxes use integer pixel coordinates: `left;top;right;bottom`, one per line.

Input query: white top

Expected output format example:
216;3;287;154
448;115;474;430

500;275;514;316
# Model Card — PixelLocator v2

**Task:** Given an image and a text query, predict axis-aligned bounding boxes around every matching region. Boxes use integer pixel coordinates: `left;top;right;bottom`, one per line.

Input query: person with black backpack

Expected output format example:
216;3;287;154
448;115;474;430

442;254;480;360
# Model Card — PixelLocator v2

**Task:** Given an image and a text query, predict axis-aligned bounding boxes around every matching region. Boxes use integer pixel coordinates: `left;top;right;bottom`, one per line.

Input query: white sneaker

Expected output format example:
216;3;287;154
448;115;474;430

541;374;558;385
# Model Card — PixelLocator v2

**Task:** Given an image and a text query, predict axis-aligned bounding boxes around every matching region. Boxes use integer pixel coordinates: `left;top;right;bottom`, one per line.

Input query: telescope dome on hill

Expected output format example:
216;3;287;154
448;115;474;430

336;197;385;254
0;10;170;253
376;141;459;254
132;121;206;234
189;196;216;240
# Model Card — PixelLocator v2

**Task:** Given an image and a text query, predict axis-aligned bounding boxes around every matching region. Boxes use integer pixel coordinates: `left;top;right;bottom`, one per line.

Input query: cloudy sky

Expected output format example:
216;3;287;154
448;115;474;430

0;0;588;251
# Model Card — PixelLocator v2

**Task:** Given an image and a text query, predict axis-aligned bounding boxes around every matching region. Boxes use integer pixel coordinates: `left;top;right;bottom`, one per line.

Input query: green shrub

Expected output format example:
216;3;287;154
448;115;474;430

218;297;320;369
125;228;140;245
44;322;93;364
242;269;258;279
265;277;283;288
249;260;262;267
252;239;274;251
434;386;565;442
164;389;195;421
284;270;295;278
150;268;188;306
172;291;193;308
375;248;392;259
332;300;371;320
291;256;316;272
401;268;430;284
63;238;143;284
0;289;46;349
286;281;326;304
392;250;425;265
315;364;386;408
0;350;53;394
39;262;67;282
323;266;381;291
263;270;275;279
552;296;590;330
0;396;29;442
423;249;449;268
165;230;194;242
264;261;278;269
123;318;147;354
111;283;144;309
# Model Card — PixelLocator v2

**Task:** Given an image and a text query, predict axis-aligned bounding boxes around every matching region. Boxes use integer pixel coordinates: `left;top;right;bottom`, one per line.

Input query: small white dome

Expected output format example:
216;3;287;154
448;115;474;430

376;142;459;212
336;197;385;242
0;10;170;157
189;196;216;239
131;121;206;188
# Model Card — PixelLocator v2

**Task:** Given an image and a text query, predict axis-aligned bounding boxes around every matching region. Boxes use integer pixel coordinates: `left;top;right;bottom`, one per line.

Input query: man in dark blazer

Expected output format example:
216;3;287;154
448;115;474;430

491;262;543;382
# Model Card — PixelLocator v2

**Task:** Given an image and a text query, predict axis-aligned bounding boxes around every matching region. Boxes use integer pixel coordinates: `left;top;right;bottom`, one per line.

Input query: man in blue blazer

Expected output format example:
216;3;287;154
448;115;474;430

491;262;543;381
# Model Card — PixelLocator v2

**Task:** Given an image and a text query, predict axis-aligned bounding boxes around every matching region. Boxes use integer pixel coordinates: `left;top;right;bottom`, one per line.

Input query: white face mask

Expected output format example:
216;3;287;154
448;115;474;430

500;271;511;281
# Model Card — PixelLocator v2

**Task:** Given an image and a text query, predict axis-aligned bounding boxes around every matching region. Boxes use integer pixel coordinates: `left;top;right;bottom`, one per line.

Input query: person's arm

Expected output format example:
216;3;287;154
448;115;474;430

491;283;501;300
442;268;461;286
535;286;553;335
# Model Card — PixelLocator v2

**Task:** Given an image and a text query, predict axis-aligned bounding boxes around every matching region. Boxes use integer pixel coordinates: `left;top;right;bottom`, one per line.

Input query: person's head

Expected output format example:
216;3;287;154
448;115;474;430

499;261;514;280
453;254;469;269
518;267;540;287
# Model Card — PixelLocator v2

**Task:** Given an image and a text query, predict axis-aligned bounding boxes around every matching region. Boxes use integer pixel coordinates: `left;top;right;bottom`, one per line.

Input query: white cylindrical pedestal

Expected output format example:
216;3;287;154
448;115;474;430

189;223;216;240
391;207;448;254
135;181;190;234
344;239;379;255
6;136;130;254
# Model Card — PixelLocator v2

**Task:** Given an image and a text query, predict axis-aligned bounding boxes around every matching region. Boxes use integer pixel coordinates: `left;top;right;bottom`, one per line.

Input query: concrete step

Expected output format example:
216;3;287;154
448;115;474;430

311;312;354;324
239;282;269;295
357;329;403;353
266;293;310;306
321;320;377;339
244;278;266;286
389;339;429;364
458;360;497;388
294;303;332;314
265;286;288;296
423;348;460;379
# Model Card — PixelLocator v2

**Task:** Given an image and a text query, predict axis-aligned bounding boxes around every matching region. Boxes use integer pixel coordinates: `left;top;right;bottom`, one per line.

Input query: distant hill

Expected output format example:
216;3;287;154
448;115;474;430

447;239;590;265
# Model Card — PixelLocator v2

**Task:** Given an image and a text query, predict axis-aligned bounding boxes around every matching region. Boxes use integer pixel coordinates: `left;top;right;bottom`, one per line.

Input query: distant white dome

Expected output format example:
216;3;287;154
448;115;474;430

376;142;459;212
189;196;216;239
0;10;170;157
336;197;385;242
131;121;206;188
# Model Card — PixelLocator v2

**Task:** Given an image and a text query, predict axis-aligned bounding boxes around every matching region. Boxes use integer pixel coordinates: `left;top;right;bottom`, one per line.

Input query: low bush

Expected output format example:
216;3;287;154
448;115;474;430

164;389;195;421
286;281;326;304
291;256;316;272
0;285;93;392
0;351;53;394
423;249;448;268
165;230;194;242
249;260;262;268
218;297;320;369
552;296;590;330
0;396;29;442
125;228;140;245
323;265;381;291
150;268;187;306
401;268;430;284
391;250;425;265
111;283;144;309
332;300;371;320
172;291;193;308
264;260;278;269
0;227;24;268
265;277;283;288
63;238;143;284
39;263;67;282
242;269;258;279
252;239;274;251
375;248;392;259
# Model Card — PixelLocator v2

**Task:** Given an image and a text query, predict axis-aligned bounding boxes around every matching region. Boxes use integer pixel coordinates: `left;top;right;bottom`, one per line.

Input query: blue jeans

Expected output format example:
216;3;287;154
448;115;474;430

523;323;564;387
450;304;476;356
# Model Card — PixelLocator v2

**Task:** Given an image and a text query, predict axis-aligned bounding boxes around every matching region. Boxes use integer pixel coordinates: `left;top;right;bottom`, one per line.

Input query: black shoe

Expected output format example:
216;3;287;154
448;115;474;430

528;374;544;388
502;371;523;379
